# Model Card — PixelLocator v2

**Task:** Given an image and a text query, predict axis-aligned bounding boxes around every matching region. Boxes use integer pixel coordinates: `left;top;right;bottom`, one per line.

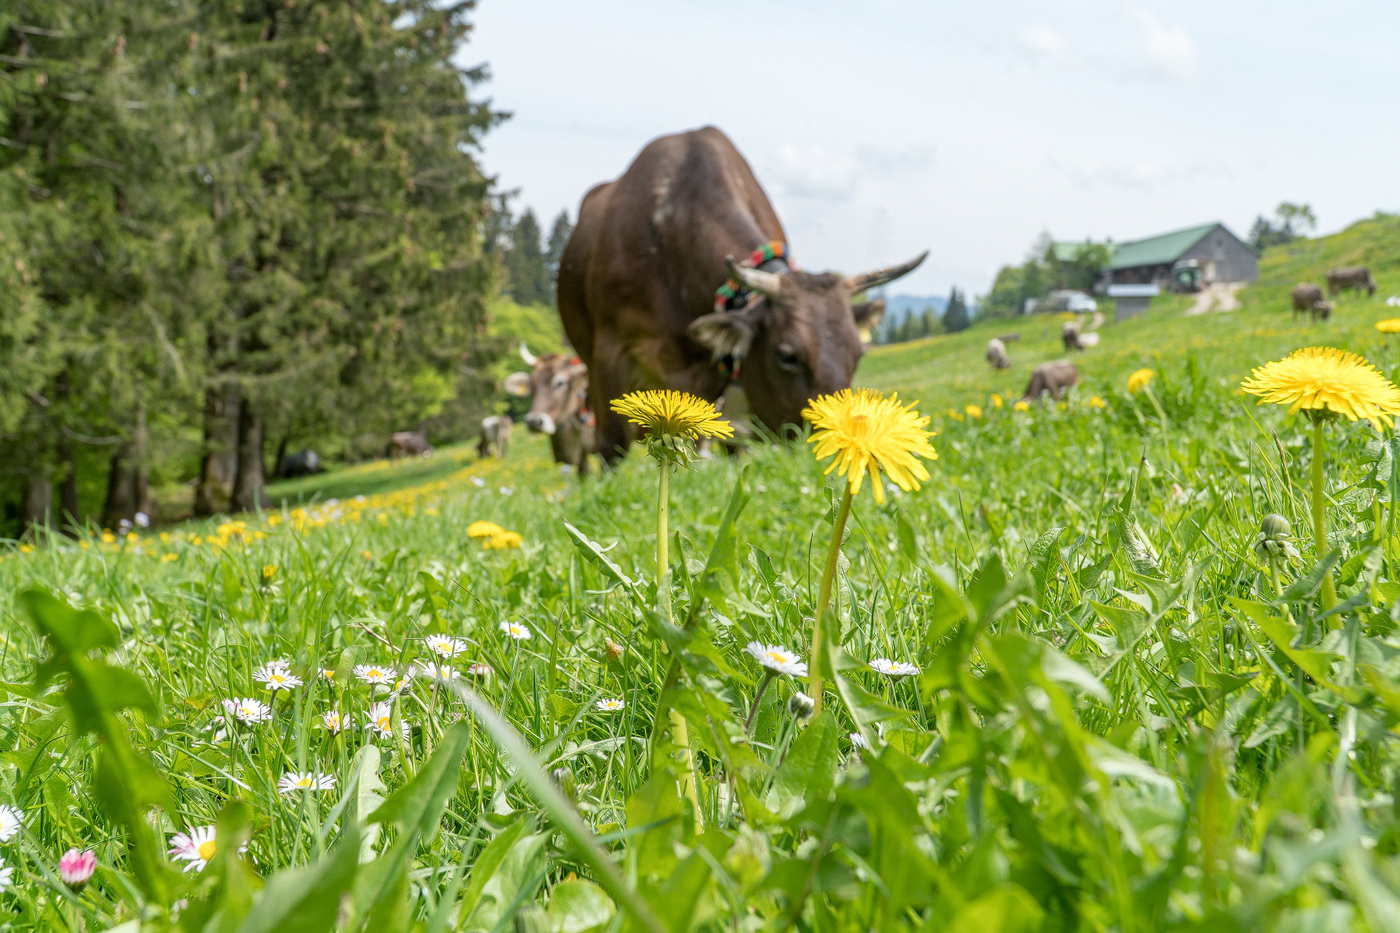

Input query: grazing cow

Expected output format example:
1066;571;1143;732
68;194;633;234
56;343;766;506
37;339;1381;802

1021;360;1080;402
556;126;927;464
997;332;1022;343
277;448;323;478
386;431;433;460
476;415;512;459
986;338;1011;370
1326;266;1376;297
1291;283;1334;322
506;343;595;474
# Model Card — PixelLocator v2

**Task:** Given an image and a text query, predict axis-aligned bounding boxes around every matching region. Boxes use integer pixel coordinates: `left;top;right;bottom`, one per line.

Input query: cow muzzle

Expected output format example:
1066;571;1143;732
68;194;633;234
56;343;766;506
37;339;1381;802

525;413;556;436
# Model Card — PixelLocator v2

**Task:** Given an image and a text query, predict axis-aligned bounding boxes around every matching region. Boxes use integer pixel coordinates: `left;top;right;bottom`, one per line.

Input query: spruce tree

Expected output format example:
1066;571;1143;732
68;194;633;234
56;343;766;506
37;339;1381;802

943;287;970;333
546;209;573;284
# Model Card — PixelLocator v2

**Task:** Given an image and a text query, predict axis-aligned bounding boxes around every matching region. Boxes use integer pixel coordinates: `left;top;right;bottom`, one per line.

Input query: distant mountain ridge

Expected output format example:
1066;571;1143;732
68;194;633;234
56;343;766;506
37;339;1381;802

880;294;948;326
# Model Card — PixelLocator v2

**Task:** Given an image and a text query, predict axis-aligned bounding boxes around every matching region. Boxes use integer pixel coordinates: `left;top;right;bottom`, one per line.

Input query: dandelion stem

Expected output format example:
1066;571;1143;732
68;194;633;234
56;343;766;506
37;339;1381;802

1310;417;1338;614
653;462;702;830
811;486;854;716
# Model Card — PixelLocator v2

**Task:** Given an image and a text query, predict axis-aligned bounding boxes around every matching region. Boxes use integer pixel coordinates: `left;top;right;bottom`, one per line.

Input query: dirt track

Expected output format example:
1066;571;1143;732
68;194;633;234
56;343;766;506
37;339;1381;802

1185;283;1243;315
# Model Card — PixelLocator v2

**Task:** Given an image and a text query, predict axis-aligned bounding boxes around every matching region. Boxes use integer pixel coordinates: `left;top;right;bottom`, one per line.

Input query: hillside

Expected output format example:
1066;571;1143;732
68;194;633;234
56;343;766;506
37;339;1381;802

861;212;1400;411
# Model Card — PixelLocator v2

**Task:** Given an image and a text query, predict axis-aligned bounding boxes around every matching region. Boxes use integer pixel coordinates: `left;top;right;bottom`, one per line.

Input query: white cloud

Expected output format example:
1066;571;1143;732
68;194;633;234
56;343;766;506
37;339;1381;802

1020;24;1068;61
1046;155;1236;191
763;143;859;202
1133;9;1196;80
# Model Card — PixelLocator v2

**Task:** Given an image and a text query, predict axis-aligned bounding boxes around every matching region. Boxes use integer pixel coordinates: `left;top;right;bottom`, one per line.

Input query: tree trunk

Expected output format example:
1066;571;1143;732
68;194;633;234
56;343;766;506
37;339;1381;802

229;393;266;512
101;443;138;529
194;382;239;516
20;474;53;538
57;435;80;534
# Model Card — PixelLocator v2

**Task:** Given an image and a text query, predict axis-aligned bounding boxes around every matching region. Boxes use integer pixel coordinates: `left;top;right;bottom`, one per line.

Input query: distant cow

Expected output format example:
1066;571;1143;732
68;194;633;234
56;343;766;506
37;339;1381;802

387;431;433;460
986;338;1011;370
477;415;512;459
506;343;595;474
1292;283;1333;322
1062;322;1099;352
1327;266;1376;297
277;448;323;478
1021;360;1080;403
996;332;1022;343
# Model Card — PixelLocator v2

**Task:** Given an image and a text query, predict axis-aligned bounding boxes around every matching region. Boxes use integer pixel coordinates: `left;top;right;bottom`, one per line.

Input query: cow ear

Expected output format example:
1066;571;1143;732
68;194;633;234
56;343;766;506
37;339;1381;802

852;298;886;329
564;362;589;382
688;309;757;360
503;372;532;397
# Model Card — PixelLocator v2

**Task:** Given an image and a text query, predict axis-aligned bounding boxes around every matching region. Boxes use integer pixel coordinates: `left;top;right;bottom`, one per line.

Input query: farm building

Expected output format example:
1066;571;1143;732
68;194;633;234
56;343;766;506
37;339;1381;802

1103;222;1258;289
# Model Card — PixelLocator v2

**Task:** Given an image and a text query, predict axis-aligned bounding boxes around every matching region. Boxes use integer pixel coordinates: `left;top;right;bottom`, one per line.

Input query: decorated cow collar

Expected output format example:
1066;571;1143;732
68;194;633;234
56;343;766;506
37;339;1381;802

713;241;792;383
713;241;792;312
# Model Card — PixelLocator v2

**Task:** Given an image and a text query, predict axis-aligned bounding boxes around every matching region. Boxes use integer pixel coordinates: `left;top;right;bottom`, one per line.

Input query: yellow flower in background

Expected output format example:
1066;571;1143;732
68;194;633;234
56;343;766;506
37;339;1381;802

965;404;983;419
610;390;733;440
990;393;1004;408
1088;396;1107;408
483;530;523;550
1375;319;1400;334
161;553;178;562
1013;400;1031;412
361;549;374;561
1241;346;1400;428
803;388;938;505
1127;369;1155;394
261;564;278;582
467;520;505;539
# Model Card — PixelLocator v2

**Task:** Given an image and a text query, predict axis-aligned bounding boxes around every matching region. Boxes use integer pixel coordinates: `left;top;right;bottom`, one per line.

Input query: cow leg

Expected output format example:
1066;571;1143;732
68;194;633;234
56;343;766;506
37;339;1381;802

589;344;635;466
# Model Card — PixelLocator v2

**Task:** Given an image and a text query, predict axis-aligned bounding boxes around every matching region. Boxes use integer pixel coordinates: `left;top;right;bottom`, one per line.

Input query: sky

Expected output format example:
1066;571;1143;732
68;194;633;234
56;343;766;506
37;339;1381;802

464;1;1400;298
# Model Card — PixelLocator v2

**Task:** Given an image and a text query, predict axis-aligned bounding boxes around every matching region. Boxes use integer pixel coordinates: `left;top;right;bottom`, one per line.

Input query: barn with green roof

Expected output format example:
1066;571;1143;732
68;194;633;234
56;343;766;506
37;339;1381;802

1104;222;1258;288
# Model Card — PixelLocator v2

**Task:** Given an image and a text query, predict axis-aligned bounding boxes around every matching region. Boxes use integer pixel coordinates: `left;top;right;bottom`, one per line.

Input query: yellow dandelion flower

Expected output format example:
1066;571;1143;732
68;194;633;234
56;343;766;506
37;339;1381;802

1127;368;1155;394
803;389;938;504
990;393;1004;408
161;552;178;562
467;520;505;539
483;530;523;550
610;390;733;440
1088;396;1107;409
1240;346;1400;429
1376;319;1400;334
965;404;983;419
261;564;278;582
1013;400;1031;412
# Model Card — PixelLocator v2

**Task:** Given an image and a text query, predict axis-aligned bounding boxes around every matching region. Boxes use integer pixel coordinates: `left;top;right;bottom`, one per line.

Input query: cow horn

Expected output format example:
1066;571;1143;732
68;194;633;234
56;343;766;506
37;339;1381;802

725;257;783;298
846;250;930;294
519;341;538;367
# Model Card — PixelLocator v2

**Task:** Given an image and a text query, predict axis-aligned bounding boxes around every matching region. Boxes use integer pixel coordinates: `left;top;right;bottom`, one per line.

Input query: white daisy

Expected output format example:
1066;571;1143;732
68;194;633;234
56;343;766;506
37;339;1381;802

467;662;493;678
353;664;395;685
868;658;920;678
415;662;459;684
262;657;292;672
168;824;245;872
423;635;469;659
277;771;337;794
253;665;304;692
595;698;625;712
850;731;870;751
0;805;23;842
364;702;411;740
221;697;272;724
744;642;808;678
499;621;532;641
0;857;12;891
321;711;343;734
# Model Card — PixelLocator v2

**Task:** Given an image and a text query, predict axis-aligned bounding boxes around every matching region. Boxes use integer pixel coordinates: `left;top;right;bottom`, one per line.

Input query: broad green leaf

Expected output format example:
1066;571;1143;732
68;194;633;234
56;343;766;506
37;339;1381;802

546;879;615;933
766;711;838;819
562;520;637;592
20;589;117;657
945;883;1045;933
369;720;469;840
352;745;385;864
235;823;361;933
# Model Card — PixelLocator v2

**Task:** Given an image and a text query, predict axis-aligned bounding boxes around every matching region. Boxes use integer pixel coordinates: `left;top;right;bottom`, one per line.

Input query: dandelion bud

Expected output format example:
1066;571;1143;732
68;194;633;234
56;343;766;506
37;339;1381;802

550;767;577;801
59;848;96;891
1255;513;1299;560
788;691;816;720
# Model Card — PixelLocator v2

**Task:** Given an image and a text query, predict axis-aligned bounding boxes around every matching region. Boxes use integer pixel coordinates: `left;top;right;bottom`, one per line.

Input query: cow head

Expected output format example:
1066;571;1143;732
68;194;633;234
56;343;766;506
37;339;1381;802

505;342;589;436
686;252;926;431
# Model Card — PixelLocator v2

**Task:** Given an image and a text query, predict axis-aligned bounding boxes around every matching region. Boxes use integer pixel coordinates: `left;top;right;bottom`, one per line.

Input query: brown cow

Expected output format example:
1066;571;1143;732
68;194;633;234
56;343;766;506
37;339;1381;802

1291;283;1332;321
1326;266;1376;297
505;343;595;474
387;431;432;459
1021;361;1080;402
556;126;926;464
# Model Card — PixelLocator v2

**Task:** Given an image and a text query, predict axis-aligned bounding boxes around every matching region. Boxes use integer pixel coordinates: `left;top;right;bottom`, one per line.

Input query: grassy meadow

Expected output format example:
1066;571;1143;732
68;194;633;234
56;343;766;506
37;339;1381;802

2;215;1400;931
